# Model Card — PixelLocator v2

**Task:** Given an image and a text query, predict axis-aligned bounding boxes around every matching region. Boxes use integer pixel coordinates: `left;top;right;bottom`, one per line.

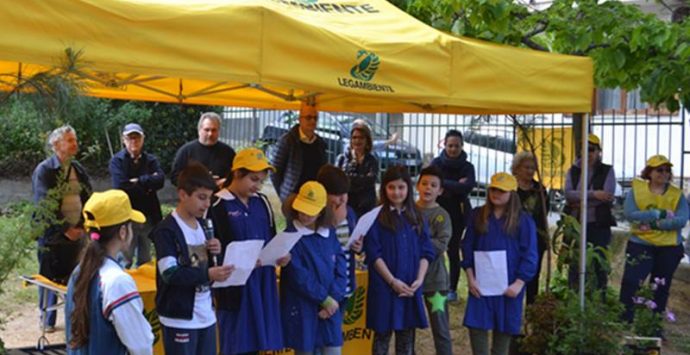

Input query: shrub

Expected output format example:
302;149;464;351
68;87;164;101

0;96;221;178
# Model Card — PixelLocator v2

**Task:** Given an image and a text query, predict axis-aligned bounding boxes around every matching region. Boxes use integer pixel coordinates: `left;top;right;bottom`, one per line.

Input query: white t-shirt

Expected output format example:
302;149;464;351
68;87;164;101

158;211;216;329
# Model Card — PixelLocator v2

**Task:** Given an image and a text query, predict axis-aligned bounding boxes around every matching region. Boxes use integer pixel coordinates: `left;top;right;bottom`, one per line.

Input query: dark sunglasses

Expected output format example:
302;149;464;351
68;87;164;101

654;167;672;173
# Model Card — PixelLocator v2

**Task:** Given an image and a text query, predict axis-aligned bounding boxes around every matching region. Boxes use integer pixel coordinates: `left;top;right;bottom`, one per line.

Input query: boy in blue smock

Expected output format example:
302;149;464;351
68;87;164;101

462;173;538;355
151;163;234;355
364;166;435;355
208;148;287;355
281;181;348;355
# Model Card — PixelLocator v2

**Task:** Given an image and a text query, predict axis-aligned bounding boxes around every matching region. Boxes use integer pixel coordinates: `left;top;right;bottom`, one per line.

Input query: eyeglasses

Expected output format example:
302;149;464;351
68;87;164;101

655;167;671;173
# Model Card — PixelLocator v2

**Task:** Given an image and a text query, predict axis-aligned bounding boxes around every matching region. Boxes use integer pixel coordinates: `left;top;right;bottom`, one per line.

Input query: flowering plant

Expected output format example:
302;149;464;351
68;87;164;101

631;277;674;337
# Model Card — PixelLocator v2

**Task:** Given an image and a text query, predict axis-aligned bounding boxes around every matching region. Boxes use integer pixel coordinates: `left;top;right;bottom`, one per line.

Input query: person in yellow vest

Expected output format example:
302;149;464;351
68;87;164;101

620;155;688;330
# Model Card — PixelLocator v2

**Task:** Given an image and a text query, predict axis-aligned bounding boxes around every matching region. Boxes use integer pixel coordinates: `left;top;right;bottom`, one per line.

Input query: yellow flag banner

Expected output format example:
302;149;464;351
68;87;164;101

517;127;574;190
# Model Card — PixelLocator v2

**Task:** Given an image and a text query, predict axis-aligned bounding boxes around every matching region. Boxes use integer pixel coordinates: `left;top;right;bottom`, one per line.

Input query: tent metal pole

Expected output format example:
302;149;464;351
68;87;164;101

579;113;589;310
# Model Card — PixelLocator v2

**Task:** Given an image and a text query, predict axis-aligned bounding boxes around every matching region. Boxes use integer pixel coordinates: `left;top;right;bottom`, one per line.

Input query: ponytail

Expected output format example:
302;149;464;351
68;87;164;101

69;221;126;349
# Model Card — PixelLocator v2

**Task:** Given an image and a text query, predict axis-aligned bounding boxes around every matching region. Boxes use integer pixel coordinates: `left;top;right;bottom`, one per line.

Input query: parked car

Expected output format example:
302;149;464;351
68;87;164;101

258;111;423;176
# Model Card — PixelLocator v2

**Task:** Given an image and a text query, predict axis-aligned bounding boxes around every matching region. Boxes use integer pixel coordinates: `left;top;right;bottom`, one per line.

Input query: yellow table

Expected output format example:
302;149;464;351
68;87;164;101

21;264;161;353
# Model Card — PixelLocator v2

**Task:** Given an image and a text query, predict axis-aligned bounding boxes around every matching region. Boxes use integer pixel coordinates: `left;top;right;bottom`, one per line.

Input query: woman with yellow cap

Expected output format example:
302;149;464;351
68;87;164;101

462;173;537;355
208;148;286;354
280;181;347;355
64;190;153;355
620;155;688;330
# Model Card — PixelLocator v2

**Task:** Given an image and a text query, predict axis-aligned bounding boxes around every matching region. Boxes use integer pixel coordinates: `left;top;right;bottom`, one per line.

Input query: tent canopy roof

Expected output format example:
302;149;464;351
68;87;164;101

0;0;593;114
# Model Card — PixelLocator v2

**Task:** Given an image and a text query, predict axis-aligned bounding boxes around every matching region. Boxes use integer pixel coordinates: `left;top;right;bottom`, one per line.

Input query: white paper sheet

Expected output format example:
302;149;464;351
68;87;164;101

258;231;302;266
474;250;509;296
212;240;264;287
345;205;383;249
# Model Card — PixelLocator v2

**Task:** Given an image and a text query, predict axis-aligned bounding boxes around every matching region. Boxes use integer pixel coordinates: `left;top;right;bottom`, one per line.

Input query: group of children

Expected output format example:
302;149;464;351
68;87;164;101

64;145;538;355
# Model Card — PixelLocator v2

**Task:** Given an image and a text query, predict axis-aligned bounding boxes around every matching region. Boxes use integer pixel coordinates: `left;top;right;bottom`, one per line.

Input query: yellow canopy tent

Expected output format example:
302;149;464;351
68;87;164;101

0;0;592;114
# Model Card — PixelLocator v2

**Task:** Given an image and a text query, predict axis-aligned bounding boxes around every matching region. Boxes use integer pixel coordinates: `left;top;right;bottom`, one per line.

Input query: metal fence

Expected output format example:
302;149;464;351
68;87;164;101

221;106;689;207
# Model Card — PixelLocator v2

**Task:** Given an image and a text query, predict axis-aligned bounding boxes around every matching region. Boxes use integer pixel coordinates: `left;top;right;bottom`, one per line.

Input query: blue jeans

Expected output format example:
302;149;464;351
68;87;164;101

619;241;684;322
37;238;56;327
162;324;217;355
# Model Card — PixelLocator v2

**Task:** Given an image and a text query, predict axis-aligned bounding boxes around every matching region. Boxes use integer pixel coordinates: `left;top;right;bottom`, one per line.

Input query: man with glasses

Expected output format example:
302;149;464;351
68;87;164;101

109;123;165;267
564;133;617;291
270;101;328;201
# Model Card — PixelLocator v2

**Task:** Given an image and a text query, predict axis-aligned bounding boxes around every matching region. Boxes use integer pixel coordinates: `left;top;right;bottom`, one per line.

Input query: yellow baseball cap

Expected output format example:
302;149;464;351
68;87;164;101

232;148;275;172
646;154;672;168
489;172;518;192
588;134;601;147
83;190;145;230
292;181;327;217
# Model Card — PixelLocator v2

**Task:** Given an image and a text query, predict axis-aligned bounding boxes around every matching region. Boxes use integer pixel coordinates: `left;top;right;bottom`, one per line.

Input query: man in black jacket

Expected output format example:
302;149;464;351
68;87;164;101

109;123;164;267
31;125;92;331
170;112;236;187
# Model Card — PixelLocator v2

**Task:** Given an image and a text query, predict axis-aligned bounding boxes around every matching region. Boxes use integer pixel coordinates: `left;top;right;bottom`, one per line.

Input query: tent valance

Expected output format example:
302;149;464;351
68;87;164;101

0;0;593;114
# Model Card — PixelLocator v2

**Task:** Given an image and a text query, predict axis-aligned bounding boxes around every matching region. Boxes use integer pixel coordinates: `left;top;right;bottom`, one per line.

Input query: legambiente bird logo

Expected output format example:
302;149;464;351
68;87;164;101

350;50;380;82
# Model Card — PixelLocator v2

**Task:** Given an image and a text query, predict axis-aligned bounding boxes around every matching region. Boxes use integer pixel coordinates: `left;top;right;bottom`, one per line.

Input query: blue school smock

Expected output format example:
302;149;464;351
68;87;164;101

364;209;436;332
281;222;348;351
461;209;538;335
214;191;283;354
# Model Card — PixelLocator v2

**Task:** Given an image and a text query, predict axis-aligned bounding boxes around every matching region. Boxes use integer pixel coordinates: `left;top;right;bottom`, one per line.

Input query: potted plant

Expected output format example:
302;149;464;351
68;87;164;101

624;277;668;354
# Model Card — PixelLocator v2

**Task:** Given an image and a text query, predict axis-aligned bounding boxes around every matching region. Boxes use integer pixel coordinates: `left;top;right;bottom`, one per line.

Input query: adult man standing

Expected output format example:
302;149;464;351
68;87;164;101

170;112;236;186
109;123;164;267
270;102;328;201
564;133;617;291
32;125;92;331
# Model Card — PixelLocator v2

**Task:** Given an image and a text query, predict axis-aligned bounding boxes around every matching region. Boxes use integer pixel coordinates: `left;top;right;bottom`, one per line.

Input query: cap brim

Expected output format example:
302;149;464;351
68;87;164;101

238;161;276;172
488;183;515;192
292;198;324;217
123;130;144;136
130;209;146;223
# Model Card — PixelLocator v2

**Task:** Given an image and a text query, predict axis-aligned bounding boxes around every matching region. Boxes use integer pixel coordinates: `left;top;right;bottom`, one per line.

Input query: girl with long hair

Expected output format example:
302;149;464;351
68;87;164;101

65;190;153;355
364;166;435;355
462;173;537;355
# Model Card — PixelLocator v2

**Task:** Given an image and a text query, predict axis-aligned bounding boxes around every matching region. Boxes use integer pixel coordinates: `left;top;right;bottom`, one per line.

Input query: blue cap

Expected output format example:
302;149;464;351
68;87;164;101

122;123;144;136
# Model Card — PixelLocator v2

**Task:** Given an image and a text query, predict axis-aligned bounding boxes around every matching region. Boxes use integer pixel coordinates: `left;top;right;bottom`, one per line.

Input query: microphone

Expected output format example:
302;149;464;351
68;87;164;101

203;218;218;266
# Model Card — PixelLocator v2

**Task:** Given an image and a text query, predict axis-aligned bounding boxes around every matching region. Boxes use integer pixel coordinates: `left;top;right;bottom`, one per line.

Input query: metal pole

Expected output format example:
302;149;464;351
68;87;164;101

579;114;589;310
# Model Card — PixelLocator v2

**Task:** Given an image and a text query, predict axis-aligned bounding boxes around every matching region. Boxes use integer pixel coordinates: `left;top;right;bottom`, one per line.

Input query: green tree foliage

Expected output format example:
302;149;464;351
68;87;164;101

0;48;221;178
0;97;220;177
391;0;690;112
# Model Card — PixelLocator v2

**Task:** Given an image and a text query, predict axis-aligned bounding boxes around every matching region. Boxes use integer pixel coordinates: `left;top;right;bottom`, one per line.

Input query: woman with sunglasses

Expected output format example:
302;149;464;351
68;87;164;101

563;133;617;290
619;155;688;333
